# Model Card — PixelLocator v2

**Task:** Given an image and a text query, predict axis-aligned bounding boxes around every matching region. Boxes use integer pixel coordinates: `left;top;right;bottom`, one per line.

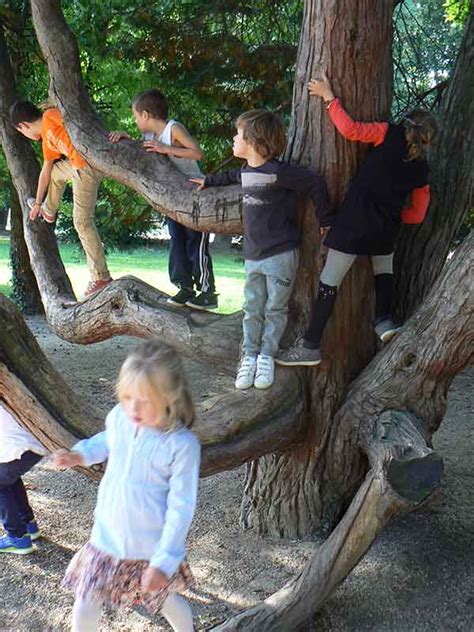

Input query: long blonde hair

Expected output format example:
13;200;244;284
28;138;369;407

402;109;438;161
116;339;195;430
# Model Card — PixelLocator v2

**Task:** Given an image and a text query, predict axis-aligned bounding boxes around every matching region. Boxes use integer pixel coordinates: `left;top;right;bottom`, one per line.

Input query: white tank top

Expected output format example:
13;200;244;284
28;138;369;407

144;119;203;178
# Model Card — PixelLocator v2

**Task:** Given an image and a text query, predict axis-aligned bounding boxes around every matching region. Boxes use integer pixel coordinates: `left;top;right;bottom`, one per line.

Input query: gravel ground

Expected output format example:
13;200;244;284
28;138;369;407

0;316;472;631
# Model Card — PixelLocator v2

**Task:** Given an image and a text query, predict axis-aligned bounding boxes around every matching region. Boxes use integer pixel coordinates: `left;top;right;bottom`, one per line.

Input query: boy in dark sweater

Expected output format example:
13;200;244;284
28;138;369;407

191;110;328;389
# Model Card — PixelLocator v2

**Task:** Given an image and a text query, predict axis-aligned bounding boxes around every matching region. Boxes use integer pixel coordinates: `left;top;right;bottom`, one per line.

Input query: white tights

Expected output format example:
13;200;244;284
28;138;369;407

71;592;194;631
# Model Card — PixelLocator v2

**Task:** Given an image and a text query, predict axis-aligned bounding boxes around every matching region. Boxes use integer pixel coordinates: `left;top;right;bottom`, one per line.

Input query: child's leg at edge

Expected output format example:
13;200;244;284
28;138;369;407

242;260;267;358
168;218;195;292
303;249;356;348
185;227;216;294
260;248;299;357
371;253;394;321
72;597;103;632
0;452;42;536
161;592;194;632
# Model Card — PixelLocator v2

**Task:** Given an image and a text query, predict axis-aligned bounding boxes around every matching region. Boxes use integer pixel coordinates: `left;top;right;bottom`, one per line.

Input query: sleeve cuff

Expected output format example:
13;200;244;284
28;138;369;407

150;553;181;578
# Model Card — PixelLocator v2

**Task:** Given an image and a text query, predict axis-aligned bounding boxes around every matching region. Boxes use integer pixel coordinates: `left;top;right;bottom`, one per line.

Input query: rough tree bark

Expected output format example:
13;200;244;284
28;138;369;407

0;0;472;629
0;26;42;314
9;183;43;314
394;7;474;320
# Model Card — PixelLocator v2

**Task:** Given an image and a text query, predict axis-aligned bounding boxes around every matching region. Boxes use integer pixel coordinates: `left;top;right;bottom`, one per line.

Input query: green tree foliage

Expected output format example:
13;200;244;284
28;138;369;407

0;0;470;246
392;0;465;116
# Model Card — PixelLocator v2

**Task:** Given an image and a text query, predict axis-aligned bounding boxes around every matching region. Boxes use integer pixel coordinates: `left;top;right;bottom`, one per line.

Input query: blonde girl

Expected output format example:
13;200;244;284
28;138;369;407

54;340;200;632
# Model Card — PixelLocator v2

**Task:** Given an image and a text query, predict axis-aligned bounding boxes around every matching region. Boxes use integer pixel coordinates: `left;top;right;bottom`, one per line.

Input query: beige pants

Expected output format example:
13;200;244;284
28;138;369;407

45;160;110;281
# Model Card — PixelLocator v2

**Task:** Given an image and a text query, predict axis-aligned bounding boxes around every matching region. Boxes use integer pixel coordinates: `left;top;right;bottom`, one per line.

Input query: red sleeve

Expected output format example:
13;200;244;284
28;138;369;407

327;98;389;146
401;185;430;224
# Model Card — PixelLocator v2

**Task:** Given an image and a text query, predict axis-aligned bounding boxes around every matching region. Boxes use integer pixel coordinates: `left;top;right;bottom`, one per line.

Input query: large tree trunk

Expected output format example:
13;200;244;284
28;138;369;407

394;7;474;320
0;25;42;314
214;230;472;632
241;0;396;538
9;183;43;314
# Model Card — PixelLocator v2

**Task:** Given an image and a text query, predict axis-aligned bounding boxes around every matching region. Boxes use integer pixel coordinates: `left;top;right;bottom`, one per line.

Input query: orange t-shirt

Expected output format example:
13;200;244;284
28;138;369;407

41;108;87;169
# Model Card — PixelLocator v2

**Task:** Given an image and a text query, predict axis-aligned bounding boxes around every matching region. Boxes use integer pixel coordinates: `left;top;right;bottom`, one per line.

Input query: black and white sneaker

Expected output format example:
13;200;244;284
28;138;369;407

167;288;195;307
374;319;402;344
186;291;218;311
275;339;322;366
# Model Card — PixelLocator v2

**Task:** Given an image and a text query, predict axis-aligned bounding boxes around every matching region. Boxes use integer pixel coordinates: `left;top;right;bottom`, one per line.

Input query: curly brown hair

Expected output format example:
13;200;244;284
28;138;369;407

402;110;438;161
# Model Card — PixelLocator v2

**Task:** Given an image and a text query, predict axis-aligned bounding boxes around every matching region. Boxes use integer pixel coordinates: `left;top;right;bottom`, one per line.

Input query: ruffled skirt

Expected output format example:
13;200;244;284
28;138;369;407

63;542;193;614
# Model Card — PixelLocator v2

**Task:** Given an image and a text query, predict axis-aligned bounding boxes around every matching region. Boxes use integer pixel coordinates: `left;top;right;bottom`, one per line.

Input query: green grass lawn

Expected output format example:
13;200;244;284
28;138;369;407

0;236;245;313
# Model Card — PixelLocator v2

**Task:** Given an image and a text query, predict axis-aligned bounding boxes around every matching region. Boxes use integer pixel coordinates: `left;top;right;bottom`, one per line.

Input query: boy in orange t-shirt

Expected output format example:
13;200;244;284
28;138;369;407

10;101;111;297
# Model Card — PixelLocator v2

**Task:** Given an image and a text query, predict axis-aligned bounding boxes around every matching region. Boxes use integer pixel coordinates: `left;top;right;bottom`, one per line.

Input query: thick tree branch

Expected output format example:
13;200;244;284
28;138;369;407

210;230;473;630
30;0;243;234
0;297;306;478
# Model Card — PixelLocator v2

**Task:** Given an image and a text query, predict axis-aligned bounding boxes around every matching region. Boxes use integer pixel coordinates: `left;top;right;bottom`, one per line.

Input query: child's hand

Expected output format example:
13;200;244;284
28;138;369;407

141;566;169;593
29;202;42;221
52;449;84;469
143;140;170;155
108;131;131;143
190;177;205;191
308;72;335;102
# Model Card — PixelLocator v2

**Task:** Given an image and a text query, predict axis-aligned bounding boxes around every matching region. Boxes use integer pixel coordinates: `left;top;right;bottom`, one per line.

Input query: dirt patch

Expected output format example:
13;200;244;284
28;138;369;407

1;316;473;631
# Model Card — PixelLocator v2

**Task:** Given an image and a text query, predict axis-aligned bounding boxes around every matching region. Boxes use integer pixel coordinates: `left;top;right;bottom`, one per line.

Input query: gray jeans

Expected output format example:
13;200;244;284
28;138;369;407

243;248;299;357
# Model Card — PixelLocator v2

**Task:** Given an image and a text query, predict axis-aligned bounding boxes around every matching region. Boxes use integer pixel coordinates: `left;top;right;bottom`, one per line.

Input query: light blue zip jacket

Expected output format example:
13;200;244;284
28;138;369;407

73;403;201;577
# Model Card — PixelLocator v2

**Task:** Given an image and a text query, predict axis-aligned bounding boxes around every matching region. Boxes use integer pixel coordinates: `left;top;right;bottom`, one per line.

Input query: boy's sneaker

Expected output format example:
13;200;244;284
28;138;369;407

374;319;402;344
235;356;257;390
84;277;113;298
0;534;35;555
275;339;322;366
186;291;218;311
167;288;195;307
254;354;275;390
26;197;57;223
26;521;41;541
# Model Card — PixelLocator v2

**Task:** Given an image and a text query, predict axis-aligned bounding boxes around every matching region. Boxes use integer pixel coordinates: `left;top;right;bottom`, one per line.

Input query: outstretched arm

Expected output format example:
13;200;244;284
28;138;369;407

308;73;388;146
30;160;55;220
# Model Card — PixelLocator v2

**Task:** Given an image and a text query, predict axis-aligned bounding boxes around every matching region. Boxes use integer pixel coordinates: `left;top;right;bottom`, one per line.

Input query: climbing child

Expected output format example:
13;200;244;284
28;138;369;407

54;339;200;632
109;89;218;310
0;404;47;555
276;73;438;367
10;101;112;297
191;109;329;390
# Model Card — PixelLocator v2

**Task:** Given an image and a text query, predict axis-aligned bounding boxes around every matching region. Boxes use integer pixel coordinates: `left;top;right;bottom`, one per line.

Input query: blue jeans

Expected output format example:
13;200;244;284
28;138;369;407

0;451;42;537
243;248;299;357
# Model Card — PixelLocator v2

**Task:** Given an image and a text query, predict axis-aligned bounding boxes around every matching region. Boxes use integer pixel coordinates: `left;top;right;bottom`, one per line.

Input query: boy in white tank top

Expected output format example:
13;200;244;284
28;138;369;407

109;89;217;310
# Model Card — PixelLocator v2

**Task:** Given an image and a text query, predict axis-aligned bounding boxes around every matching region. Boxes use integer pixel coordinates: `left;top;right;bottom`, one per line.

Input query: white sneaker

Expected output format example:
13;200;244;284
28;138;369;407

235;356;257;390
254;354;275;390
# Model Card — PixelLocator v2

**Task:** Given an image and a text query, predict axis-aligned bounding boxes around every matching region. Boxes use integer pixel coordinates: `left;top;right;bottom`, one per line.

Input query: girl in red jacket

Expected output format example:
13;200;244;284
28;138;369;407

277;73;438;367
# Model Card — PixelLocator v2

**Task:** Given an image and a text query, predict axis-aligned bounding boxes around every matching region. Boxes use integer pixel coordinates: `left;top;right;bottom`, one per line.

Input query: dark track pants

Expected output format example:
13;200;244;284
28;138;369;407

167;218;215;293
